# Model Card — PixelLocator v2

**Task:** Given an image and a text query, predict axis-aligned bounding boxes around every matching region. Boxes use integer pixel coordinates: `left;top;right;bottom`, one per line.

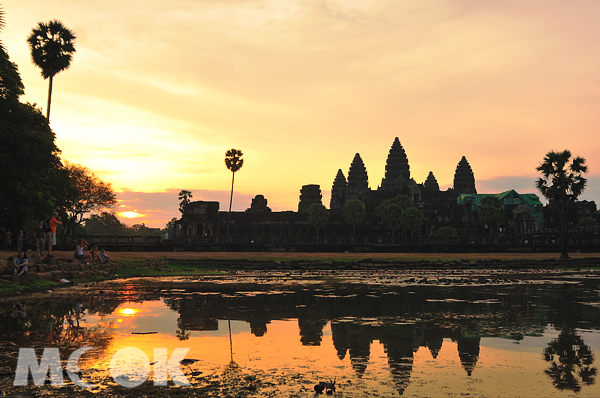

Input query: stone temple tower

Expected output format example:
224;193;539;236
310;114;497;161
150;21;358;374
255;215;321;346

380;137;410;191
424;171;440;191
346;153;369;202
453;156;477;195
298;184;322;213
330;169;347;211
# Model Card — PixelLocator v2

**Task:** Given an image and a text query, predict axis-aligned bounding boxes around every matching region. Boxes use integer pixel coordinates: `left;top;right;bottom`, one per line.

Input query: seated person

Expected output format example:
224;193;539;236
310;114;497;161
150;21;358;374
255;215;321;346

13;251;29;276
89;245;100;264
73;239;93;265
99;248;110;264
11;302;27;324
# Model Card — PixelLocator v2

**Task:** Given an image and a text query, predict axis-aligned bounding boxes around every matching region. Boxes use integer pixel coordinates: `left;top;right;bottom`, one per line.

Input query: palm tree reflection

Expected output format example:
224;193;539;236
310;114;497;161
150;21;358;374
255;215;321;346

543;328;597;392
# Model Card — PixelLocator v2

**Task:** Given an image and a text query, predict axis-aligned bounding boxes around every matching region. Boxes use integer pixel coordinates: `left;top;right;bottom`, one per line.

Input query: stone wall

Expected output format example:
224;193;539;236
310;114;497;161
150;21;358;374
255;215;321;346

0;254;118;285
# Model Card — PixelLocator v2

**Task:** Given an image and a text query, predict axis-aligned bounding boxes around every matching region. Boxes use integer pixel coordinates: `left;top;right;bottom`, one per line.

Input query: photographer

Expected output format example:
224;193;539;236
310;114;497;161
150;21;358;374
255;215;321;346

48;212;61;257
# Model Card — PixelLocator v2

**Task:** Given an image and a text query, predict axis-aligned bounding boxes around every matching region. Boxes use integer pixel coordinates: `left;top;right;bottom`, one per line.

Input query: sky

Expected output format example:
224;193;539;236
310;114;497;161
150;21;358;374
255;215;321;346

2;0;600;228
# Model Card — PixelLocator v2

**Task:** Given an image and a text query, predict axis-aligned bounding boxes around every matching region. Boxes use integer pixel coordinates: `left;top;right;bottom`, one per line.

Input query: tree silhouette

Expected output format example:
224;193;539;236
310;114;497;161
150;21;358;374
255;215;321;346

308;203;329;242
477;196;503;235
401;207;423;237
343;199;365;237
379;199;402;240
0;5;5;50
225;149;243;237
543;328;596;392
178;190;193;213
27;20;76;120
536;150;587;259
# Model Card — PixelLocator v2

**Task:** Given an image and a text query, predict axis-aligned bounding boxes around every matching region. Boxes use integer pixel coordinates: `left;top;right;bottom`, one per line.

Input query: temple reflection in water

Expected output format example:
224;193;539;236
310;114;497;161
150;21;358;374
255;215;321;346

2;279;598;394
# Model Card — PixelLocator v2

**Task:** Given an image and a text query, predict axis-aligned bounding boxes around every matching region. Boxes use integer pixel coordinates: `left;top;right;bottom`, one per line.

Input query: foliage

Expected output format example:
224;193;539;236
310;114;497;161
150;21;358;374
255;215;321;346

308;203;329;241
395;194;414;210
477;196;503;232
225;149;244;173
536;150;587;258
579;217;598;228
436;226;458;243
343;199;365;236
178;190;193;213
379;199;403;234
27;20;76;118
83;211;130;235
162;217;178;237
543;329;596;392
401;206;423;236
59;162;117;245
130;223;161;236
0;42;68;231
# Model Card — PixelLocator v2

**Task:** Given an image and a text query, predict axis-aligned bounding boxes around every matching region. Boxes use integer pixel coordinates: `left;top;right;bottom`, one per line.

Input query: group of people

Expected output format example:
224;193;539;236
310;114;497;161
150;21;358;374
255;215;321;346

5;212;62;256
74;239;110;265
10;211;110;278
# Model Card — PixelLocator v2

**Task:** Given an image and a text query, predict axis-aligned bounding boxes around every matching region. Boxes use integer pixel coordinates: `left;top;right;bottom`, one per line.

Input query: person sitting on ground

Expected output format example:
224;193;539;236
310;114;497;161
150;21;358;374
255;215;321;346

73;239;93;265
11;302;27;324
89;245;100;264
13;251;29;276
99;248;110;264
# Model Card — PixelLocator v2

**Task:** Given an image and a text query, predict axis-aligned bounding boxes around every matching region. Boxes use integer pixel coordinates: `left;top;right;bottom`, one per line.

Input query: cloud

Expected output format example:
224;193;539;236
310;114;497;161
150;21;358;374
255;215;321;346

115;188;257;228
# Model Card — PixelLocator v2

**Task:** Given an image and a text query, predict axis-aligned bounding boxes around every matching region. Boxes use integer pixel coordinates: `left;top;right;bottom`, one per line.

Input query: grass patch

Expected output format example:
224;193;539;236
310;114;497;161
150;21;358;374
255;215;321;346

0;279;58;296
116;260;226;278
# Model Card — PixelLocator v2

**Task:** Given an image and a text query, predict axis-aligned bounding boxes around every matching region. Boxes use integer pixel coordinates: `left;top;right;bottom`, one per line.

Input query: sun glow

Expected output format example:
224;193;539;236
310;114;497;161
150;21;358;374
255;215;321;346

119;308;138;316
119;211;144;219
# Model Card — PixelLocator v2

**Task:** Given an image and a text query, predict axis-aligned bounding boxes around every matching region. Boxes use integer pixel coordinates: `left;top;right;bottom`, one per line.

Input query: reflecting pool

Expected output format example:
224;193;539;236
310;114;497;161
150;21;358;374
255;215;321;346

2;273;600;397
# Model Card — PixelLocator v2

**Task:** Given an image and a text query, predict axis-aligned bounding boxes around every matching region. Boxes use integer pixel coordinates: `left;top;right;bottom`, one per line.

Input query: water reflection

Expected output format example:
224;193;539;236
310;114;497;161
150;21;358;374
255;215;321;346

2;280;600;396
544;328;597;392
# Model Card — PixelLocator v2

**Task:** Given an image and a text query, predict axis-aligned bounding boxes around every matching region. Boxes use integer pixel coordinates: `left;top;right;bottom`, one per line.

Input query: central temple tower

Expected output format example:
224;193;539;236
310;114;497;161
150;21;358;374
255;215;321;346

380;137;410;191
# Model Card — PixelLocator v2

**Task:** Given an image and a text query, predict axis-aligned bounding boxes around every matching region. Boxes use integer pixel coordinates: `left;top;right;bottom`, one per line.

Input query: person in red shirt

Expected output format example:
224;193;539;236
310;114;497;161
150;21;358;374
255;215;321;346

48;212;62;257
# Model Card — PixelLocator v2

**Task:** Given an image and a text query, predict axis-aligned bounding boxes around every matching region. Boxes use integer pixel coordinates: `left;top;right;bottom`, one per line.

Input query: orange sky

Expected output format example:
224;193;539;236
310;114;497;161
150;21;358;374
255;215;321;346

3;0;600;227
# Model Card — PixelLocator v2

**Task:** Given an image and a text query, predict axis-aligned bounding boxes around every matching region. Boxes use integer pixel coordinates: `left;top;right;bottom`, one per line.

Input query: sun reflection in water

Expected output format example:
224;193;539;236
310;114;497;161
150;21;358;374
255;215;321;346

119;308;138;316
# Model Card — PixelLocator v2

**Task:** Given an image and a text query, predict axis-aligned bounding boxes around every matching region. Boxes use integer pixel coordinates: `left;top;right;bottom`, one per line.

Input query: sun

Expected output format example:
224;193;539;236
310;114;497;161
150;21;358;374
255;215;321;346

119;211;143;219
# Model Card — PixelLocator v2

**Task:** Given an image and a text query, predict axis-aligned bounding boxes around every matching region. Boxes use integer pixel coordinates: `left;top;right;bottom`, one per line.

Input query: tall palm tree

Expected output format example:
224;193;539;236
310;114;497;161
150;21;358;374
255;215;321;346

536;150;587;259
225;149;243;237
0;6;5;49
178;190;193;214
27;20;76;120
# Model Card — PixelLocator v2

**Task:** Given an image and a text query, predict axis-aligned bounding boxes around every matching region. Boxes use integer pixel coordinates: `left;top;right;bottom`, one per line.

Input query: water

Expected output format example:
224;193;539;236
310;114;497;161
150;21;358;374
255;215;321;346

2;273;600;396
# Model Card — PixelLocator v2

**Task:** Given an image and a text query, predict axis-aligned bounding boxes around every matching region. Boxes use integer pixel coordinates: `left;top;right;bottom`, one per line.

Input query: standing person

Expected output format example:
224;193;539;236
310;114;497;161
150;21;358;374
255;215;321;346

48;212;62;257
16;230;23;252
33;221;46;256
5;230;12;250
23;231;29;251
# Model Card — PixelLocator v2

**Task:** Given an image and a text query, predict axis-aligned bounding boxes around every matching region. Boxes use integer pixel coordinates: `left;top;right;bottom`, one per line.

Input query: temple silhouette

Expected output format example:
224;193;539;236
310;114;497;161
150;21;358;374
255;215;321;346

173;137;575;243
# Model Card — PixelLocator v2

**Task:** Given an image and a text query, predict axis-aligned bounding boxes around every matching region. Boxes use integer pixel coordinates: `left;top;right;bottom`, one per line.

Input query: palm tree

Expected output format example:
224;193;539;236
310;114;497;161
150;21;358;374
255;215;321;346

225;149;243;237
536;150;587;259
27;20;76;120
544;328;596;392
178;190;193;214
0;6;5;49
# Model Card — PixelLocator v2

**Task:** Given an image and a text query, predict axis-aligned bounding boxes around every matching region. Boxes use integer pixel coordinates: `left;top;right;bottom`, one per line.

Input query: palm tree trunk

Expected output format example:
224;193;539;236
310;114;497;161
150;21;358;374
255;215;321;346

227;172;235;237
46;75;53;120
560;209;568;259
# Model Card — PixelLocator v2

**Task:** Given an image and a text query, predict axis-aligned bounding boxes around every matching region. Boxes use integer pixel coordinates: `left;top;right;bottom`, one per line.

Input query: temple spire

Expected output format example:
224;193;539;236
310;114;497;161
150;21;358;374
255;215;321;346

380;137;410;191
330;169;347;211
347;153;369;202
424;171;439;191
453;156;477;194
